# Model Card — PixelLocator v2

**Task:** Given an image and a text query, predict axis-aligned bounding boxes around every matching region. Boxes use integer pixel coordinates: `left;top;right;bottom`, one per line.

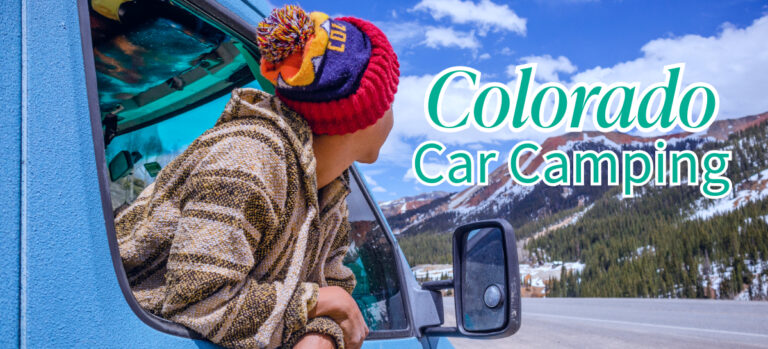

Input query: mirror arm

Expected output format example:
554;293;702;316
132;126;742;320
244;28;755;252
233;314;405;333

423;326;460;336
421;279;453;292
421;279;452;327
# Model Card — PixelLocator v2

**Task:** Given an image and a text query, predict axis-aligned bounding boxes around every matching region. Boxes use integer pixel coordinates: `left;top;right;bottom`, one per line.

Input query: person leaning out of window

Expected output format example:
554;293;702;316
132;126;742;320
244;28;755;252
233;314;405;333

114;5;399;349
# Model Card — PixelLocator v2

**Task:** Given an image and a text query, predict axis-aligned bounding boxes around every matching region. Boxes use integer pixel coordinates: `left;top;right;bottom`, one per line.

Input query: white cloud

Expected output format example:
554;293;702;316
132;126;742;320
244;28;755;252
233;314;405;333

380;15;768;167
516;55;577;83
364;174;388;193
423;27;481;50
363;174;378;186
403;162;452;181
375;22;480;52
478;53;491;60
569;15;768;120
504;65;516;78
501;16;768;139
499;47;514;56
378;73;522;165
381;0;525;54
467;143;486;150
374;21;425;51
413;0;527;36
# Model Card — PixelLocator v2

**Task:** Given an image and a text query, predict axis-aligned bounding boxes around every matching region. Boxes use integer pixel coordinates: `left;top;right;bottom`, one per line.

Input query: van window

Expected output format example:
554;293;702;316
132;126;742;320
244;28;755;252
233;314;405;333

91;0;254;136
85;0;409;337
87;0;257;210
346;177;408;331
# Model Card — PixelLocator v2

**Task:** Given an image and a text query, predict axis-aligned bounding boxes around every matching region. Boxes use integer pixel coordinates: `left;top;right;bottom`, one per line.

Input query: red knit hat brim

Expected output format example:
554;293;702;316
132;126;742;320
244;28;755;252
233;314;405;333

277;16;400;135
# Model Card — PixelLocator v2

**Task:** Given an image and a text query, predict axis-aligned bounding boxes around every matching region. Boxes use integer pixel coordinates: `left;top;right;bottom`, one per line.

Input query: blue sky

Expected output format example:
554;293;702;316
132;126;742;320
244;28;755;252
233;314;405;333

273;0;768;203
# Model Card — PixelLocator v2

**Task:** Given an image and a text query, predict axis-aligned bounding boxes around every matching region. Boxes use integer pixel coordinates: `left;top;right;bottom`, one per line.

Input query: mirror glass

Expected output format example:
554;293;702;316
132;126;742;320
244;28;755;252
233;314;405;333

461;227;507;332
109;150;133;182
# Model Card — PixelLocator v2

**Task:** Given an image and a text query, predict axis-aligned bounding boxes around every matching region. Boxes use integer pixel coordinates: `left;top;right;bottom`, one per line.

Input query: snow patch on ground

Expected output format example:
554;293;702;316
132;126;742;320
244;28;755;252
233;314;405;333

618;245;656;263
412;264;453;281
690;167;768;220
698;259;768;300
519;261;585;291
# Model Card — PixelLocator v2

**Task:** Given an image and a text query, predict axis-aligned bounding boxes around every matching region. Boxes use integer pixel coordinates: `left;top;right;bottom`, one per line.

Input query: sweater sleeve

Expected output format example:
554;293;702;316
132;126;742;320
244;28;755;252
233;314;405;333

159;131;328;348
283;316;345;348
323;214;357;294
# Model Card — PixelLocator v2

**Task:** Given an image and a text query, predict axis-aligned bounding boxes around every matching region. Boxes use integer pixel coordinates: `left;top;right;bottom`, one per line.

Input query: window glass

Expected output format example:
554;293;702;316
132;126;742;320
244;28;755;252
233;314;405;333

89;0;258;211
91;0;254;134
88;0;408;336
345;178;408;331
105;80;262;210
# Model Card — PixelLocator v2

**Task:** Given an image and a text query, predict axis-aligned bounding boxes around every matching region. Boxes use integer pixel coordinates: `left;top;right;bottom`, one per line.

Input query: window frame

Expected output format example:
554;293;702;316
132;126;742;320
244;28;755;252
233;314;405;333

346;165;415;340
78;0;416;341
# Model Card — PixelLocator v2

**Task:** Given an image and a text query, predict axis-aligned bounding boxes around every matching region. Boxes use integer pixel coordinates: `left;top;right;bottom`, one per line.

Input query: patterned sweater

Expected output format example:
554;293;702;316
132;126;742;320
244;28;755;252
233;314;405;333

114;88;356;348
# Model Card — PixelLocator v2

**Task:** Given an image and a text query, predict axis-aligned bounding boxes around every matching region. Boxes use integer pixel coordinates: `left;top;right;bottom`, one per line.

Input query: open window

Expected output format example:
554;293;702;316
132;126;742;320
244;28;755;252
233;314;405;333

79;0;413;341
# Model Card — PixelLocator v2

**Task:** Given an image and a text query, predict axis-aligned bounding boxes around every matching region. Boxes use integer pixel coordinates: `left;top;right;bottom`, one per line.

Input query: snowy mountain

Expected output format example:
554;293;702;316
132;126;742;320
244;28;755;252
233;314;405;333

379;191;452;218
392;111;768;300
386;111;768;238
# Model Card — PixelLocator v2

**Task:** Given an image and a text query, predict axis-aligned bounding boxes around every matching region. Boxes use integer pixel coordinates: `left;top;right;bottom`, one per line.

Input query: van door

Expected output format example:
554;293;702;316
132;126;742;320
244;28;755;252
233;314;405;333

82;0;436;346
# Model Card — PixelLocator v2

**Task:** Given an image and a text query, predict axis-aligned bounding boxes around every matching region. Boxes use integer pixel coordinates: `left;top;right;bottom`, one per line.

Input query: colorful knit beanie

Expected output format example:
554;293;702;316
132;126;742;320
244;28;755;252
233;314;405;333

256;5;399;135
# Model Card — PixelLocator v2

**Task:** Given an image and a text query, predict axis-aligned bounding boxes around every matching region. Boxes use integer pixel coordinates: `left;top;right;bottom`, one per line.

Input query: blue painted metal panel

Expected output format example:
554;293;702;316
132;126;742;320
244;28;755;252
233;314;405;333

0;0;22;347
5;0;434;347
431;337;456;349
19;0;204;346
362;338;426;349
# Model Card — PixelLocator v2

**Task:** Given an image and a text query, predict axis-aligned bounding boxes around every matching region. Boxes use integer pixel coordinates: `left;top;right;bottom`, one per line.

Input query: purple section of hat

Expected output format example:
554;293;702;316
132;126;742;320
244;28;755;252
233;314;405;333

276;18;371;102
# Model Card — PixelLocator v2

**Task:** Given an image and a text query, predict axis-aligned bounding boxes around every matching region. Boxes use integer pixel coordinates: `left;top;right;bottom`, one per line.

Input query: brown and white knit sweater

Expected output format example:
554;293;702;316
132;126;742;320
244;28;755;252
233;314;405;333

115;88;356;348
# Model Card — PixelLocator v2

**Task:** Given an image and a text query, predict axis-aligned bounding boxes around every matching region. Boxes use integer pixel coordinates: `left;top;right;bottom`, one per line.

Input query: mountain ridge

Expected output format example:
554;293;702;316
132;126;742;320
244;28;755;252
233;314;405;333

382;111;768;236
390;111;768;300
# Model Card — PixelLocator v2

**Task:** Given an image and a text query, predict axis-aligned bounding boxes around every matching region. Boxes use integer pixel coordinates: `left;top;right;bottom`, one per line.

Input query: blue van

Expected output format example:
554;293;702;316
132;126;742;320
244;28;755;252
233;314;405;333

1;0;520;347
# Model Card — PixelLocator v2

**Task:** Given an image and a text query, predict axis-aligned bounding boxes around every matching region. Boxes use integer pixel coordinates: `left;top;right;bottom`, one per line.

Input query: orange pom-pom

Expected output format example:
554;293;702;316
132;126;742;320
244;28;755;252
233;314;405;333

257;5;314;63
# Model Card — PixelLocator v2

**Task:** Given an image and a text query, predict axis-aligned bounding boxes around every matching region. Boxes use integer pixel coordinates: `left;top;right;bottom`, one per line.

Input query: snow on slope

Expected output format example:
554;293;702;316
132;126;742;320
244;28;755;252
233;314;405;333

384;111;768;237
519;262;586;289
691;168;768;220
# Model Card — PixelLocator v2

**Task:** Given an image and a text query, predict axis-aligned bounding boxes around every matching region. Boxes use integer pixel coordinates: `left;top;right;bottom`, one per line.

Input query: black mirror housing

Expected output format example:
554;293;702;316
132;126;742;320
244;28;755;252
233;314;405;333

453;219;521;337
109;150;134;182
423;219;521;338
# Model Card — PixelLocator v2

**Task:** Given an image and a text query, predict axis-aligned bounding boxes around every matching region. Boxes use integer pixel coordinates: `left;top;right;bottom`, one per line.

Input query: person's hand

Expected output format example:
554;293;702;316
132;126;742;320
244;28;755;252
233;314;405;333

294;333;335;349
309;286;369;349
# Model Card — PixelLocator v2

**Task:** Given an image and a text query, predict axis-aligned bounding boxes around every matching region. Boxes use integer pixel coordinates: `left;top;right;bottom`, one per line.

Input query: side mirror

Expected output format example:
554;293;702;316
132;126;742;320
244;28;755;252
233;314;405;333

109;150;143;182
422;219;521;338
109;151;133;182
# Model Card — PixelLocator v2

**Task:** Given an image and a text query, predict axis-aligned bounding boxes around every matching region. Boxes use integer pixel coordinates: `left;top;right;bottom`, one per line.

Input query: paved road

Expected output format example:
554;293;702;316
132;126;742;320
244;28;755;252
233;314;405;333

441;297;768;348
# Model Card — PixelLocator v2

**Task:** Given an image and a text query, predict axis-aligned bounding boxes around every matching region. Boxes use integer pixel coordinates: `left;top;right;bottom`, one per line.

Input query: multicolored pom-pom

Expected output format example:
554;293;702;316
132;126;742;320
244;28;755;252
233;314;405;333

257;5;314;63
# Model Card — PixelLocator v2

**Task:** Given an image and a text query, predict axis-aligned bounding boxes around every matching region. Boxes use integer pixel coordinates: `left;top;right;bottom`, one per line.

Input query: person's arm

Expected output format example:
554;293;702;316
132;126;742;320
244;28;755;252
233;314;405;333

302;286;368;349
159;132;345;348
310;211;369;349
